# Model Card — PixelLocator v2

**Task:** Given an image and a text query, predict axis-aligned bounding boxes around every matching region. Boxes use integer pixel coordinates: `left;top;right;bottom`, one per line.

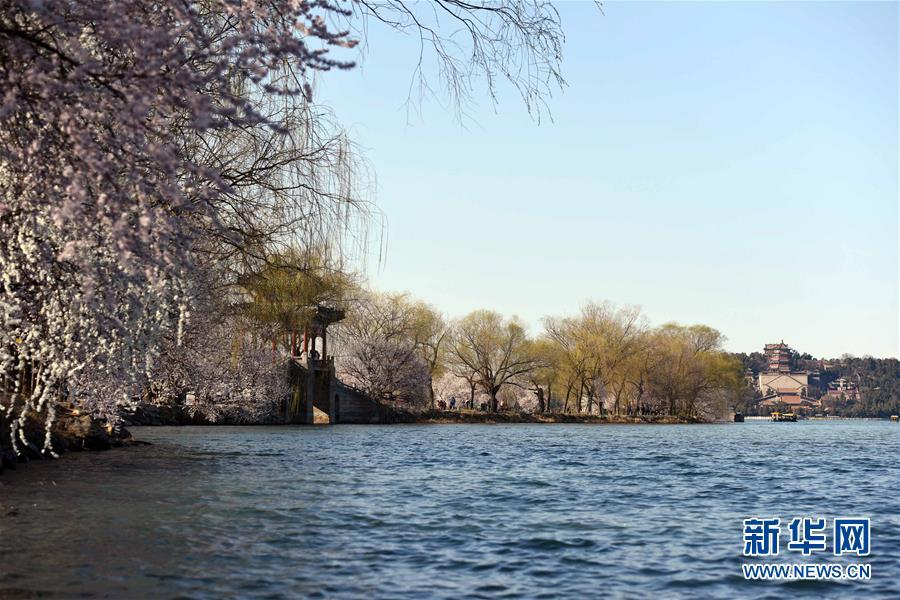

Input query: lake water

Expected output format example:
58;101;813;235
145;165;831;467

0;421;897;599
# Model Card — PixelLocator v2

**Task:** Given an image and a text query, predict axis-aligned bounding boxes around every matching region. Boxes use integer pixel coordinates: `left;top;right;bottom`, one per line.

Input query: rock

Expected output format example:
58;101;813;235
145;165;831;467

1;449;16;471
0;404;143;477
51;408;113;451
120;402;194;426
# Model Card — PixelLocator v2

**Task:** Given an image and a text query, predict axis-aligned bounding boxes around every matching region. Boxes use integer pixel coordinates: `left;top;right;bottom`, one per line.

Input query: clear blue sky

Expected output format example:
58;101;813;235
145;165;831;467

316;1;899;358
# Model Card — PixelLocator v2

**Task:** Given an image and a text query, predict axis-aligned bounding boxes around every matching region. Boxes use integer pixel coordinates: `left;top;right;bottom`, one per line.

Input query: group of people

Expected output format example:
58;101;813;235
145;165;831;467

436;397;469;411
436;398;462;411
435;397;509;412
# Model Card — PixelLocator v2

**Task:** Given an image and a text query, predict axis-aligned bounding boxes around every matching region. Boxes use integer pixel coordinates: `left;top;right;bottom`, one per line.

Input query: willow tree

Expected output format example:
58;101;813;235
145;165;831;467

524;338;561;413
350;1;566;120
448;310;539;412
240;249;356;356
645;324;743;418
541;315;590;413
408;302;449;408
543;302;645;414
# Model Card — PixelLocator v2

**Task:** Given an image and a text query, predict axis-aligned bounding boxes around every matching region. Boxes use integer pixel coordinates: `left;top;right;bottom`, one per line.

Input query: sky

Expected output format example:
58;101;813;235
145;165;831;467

315;1;899;359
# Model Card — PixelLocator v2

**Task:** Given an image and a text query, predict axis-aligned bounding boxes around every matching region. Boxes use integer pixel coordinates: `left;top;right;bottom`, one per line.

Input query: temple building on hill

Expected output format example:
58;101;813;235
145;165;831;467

822;377;861;403
759;371;810;397
764;341;793;373
757;341;820;414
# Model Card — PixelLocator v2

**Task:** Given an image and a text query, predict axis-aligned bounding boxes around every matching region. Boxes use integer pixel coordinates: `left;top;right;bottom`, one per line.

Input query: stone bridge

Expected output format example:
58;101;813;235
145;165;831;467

285;358;390;424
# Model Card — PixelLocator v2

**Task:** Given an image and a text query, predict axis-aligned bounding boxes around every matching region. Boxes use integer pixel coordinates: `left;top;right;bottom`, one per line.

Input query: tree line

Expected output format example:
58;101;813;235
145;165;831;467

118;257;743;422
828;357;900;417
331;292;745;420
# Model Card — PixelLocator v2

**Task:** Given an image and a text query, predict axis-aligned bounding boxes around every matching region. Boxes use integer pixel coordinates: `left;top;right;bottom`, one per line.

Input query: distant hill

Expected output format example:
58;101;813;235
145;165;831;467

813;356;900;417
731;352;900;418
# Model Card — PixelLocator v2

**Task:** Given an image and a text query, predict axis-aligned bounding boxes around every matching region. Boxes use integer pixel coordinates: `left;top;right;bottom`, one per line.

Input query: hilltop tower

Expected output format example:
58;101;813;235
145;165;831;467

757;341;819;414
764;341;792;373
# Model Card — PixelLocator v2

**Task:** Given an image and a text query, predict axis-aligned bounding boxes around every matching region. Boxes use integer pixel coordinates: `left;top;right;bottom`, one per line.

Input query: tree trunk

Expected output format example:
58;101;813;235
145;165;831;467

489;387;499;412
535;385;545;413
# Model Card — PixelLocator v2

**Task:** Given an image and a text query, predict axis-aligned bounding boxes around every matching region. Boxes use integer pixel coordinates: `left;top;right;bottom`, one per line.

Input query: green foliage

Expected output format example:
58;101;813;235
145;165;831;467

732;351;767;374
541;303;740;418
825;357;900;417
240;248;355;333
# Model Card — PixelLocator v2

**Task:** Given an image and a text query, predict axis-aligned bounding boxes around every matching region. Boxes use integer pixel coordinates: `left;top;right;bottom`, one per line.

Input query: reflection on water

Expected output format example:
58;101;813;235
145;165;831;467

1;422;898;598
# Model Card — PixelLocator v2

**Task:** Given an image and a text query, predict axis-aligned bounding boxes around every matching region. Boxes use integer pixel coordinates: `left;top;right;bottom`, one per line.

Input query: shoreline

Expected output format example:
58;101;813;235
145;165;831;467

118;402;709;428
385;410;705;425
0;405;142;475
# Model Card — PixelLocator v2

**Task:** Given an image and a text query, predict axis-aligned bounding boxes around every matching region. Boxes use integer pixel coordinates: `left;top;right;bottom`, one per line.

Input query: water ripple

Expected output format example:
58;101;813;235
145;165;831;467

0;421;897;598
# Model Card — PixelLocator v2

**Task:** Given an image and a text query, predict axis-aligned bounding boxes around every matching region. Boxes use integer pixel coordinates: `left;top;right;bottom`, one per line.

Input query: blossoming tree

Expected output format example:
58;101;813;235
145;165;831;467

1;0;568;452
0;0;362;452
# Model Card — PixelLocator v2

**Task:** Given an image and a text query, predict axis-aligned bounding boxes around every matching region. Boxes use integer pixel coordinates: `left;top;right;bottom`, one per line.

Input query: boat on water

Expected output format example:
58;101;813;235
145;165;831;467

771;411;797;422
891;415;899;422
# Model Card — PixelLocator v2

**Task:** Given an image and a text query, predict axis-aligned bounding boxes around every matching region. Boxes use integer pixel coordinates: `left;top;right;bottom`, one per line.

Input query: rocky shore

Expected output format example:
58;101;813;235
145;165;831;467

119;402;203;426
0;404;142;475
